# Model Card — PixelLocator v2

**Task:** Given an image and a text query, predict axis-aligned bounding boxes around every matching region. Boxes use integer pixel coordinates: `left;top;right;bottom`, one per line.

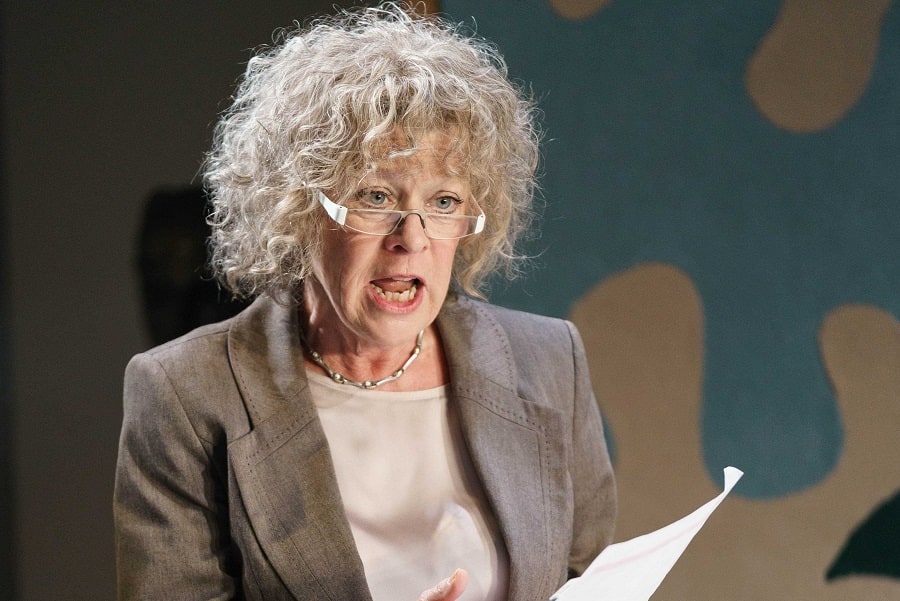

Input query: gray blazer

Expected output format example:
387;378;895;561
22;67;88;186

114;294;616;600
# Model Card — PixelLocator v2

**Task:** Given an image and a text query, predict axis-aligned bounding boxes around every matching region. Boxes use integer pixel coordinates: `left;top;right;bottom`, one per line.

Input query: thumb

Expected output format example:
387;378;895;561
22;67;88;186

418;568;469;601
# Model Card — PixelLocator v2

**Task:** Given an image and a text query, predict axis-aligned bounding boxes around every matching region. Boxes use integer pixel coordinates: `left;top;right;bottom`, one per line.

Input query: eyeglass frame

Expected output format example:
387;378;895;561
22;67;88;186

315;189;486;240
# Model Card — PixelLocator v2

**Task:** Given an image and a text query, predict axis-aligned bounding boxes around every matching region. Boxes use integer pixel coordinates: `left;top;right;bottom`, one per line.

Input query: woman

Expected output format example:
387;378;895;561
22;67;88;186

114;4;616;600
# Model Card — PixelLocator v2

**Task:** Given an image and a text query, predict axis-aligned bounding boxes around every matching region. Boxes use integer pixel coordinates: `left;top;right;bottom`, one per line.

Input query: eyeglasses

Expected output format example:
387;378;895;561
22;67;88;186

315;190;485;240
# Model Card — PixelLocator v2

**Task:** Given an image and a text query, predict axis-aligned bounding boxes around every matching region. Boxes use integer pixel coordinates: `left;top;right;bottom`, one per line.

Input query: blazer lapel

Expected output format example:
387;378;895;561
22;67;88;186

226;297;371;600
438;297;563;600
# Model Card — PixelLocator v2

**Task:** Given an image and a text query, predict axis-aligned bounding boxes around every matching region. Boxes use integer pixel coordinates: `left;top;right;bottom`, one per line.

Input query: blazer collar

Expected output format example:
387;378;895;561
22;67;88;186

225;294;557;600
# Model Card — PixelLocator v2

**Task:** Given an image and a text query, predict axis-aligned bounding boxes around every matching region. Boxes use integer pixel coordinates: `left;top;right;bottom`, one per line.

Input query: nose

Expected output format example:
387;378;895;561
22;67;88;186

385;212;429;252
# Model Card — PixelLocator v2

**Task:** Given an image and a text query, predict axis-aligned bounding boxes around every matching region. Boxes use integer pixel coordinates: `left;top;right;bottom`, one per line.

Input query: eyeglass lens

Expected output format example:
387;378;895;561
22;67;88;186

344;209;477;239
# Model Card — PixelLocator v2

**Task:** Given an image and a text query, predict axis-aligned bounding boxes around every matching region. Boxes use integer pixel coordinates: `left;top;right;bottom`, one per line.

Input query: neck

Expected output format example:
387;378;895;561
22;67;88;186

299;322;449;392
301;281;419;373
299;280;450;390
300;327;425;390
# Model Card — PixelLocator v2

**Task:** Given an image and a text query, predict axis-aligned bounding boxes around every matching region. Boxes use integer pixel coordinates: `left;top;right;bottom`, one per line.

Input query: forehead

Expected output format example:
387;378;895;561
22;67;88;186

362;129;468;179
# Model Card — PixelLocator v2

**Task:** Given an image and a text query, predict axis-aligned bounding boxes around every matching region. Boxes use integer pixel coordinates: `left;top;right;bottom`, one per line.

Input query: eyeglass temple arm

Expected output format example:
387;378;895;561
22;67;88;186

316;190;348;225
473;211;486;234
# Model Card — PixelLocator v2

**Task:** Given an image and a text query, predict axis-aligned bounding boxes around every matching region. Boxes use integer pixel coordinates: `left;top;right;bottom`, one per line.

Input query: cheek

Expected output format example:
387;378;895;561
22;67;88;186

434;242;460;283
333;240;381;288
314;236;353;296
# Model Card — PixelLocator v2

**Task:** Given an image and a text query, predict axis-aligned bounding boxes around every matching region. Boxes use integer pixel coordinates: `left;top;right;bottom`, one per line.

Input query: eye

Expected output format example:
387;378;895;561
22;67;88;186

355;188;393;209
433;195;462;213
370;190;388;205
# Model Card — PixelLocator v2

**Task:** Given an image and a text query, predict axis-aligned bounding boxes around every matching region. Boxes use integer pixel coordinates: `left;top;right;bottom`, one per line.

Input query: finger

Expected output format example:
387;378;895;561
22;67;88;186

417;568;468;601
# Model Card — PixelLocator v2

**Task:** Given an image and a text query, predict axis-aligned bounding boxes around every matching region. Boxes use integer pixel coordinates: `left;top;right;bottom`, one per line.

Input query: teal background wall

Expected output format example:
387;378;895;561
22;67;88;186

445;0;899;499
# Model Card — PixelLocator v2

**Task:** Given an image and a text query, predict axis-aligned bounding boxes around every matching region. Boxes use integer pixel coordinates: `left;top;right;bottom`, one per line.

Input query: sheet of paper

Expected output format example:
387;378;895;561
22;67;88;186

551;466;743;601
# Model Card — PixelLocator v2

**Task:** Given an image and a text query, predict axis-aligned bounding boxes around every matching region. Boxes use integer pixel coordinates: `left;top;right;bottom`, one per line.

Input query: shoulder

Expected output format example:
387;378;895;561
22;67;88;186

129;293;284;378
442;296;588;406
123;312;247;443
450;295;581;356
123;295;300;440
127;318;233;393
141;319;231;361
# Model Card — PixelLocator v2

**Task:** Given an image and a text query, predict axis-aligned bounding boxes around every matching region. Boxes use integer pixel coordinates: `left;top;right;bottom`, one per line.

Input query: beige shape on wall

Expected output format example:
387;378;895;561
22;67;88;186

572;264;900;600
570;262;706;534
819;304;900;482
548;0;612;21
746;0;894;133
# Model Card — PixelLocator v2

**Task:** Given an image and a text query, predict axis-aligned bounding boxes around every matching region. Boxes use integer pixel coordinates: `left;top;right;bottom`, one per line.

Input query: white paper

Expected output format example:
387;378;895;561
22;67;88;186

551;466;743;601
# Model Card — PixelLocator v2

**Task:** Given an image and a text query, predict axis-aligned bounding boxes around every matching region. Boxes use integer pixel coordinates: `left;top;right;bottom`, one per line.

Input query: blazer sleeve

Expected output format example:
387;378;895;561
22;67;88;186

565;320;618;575
113;352;238;600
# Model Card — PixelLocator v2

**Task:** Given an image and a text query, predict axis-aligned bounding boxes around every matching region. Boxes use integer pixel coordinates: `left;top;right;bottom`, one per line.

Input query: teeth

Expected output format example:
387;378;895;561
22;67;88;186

372;282;418;303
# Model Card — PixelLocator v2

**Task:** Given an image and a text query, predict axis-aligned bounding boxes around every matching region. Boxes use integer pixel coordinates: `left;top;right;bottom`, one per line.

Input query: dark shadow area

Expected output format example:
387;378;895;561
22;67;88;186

827;488;900;581
137;187;249;346
0;6;16;594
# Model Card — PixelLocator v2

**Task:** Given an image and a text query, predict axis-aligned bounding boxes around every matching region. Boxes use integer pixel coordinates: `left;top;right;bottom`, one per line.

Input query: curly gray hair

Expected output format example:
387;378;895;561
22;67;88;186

204;2;540;300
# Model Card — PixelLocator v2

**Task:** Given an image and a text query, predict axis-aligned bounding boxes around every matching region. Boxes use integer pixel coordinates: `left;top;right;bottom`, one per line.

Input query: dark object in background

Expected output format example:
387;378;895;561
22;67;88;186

137;187;249;346
827;488;900;581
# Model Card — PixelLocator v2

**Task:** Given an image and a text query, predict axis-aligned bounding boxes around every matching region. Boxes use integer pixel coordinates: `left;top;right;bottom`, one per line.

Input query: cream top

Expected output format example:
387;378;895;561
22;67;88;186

308;369;509;601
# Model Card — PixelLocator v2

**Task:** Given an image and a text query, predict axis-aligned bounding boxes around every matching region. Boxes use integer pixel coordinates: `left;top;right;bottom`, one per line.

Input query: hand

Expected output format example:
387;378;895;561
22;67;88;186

417;568;468;601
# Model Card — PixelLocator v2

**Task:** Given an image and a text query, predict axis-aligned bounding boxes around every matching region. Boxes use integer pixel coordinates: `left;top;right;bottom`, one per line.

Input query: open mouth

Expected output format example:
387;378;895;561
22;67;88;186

370;277;421;303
